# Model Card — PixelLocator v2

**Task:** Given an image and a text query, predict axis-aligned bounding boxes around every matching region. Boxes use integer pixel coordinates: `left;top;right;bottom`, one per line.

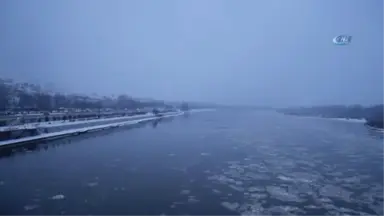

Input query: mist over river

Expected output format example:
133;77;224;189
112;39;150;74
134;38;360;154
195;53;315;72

0;110;382;215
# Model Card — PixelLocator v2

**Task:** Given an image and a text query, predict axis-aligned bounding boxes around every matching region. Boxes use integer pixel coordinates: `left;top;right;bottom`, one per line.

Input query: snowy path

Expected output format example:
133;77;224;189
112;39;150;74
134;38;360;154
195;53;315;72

0;113;154;132
0;112;183;147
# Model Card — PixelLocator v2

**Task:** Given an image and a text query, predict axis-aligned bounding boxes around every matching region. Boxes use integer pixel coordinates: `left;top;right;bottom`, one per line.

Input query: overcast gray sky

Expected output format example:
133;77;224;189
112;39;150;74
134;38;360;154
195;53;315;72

0;0;382;106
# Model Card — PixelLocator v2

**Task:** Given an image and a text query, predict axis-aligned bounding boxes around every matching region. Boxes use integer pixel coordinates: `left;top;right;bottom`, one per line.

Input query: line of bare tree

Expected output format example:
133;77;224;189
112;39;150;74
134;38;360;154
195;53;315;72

0;78;166;112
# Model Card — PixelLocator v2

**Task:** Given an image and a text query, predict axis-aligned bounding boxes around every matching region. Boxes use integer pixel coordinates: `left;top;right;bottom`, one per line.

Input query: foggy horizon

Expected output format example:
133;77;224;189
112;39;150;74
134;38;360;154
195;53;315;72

1;0;382;107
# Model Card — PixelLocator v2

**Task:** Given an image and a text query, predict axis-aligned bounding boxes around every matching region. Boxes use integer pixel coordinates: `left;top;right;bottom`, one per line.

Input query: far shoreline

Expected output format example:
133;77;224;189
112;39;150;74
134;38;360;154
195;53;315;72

277;105;383;129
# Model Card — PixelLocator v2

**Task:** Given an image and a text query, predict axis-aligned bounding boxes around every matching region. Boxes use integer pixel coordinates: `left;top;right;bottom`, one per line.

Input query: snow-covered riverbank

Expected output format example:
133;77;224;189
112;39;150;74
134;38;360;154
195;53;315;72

0;113;154;132
0;112;183;147
325;117;367;123
287;114;367;124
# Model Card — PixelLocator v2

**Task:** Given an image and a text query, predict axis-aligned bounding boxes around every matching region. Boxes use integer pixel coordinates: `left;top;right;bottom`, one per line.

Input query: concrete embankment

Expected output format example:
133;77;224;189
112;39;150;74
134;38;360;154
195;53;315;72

0;112;183;148
0;110;150;127
0;113;154;132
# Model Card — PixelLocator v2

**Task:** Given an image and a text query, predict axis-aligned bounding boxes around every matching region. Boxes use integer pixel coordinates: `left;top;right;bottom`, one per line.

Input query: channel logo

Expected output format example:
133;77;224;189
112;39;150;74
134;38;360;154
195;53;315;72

333;35;352;45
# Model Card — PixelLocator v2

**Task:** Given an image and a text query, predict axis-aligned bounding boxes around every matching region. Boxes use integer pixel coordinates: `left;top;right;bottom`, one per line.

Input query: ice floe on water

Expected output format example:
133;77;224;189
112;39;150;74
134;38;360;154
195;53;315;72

319;185;352;201
277;174;294;182
111;187;125;191
187;196;199;203
51;194;65;200
169;203;178;208
180;189;190;195
266;186;304;202
239;203;264;215
208;174;238;184
24;204;39;211
221;202;239;211
87;182;99;187
248;186;264;193
209;156;383;215
228;185;244;192
267;205;305;215
276;171;320;184
224;196;305;215
248;193;267;199
178;189;199;204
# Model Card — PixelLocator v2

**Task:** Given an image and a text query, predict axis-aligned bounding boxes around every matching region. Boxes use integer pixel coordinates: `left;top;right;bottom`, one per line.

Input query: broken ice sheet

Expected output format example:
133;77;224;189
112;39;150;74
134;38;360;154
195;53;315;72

238;203;264;215
319;185;352;201
267;205;305;215
266;186;303;202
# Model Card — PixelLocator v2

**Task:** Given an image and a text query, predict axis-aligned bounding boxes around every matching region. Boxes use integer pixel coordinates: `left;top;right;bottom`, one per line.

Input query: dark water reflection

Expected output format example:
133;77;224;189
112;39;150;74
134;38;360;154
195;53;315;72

0;117;176;160
0;110;382;215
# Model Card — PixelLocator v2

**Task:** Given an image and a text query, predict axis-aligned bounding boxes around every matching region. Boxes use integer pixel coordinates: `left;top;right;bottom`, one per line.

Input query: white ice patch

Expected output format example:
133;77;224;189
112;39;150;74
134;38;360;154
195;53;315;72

187;196;199;203
212;189;221;194
249;193;268;199
180;189;190;195
208;175;237;184
87;182;99;187
24;204;39;211
277;175;294;182
319;185;352;201
239;203;264;215
221;202;240;211
170;201;184;208
244;172;270;180
248;187;264;193
266;186;303;202
267;205;305;215
51;194;65;200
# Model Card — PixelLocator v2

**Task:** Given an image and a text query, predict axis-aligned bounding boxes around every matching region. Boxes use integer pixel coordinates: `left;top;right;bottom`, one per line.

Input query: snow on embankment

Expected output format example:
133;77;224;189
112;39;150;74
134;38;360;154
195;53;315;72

292;115;367;124
0;113;153;132
0;112;183;147
327;117;367;123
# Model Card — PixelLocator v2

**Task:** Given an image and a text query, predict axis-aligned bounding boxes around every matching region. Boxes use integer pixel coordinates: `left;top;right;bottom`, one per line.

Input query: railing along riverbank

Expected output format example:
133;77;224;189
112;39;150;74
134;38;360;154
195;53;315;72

0;111;184;148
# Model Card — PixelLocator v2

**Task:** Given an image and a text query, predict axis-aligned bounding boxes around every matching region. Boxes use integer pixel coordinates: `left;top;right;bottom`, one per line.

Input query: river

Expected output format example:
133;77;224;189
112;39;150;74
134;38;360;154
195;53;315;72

0;110;382;215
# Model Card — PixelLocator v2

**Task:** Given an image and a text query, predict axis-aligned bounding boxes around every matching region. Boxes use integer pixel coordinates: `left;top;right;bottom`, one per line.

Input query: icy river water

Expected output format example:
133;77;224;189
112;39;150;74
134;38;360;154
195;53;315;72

0;110;382;215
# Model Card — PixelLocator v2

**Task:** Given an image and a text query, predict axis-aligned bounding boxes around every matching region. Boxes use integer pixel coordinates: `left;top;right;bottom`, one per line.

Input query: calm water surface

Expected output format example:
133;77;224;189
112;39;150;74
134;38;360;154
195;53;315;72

0;110;382;215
